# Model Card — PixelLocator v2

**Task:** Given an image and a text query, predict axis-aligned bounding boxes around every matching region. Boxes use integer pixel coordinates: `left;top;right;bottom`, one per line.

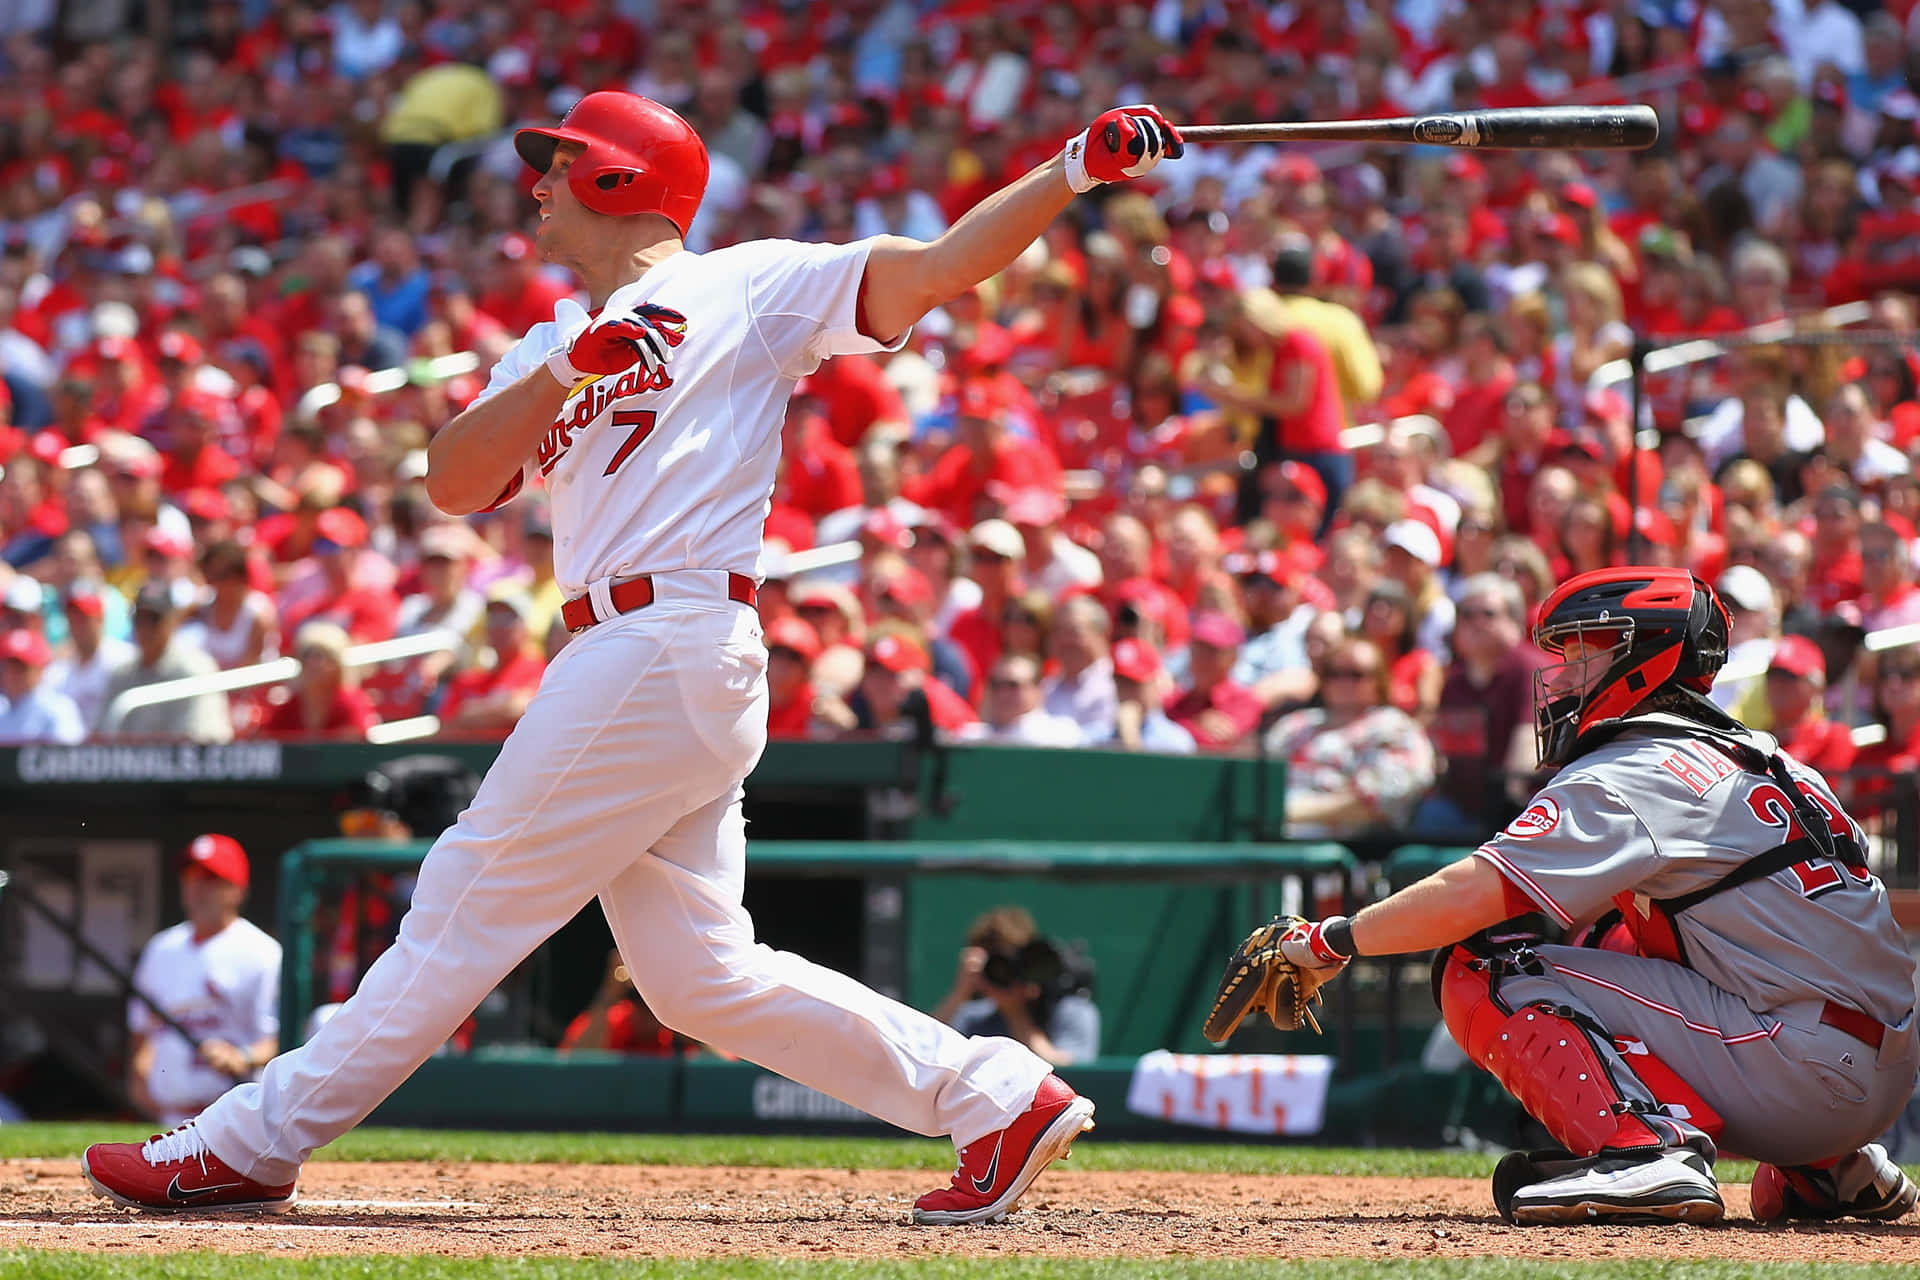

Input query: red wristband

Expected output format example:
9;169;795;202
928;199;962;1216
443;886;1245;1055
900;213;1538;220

1308;916;1357;963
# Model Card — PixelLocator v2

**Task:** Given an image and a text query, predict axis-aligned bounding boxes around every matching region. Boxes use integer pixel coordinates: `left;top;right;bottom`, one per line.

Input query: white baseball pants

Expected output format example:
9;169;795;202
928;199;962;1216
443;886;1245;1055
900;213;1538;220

195;585;1051;1184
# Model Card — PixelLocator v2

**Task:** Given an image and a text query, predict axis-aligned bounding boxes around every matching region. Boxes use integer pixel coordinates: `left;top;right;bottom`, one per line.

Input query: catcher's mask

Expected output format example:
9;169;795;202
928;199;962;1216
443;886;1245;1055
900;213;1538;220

1532;566;1730;768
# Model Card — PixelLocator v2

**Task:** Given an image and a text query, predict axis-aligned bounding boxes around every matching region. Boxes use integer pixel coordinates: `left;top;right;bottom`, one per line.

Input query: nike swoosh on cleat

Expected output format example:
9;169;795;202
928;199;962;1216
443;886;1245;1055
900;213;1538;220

167;1173;247;1201
969;1134;1006;1195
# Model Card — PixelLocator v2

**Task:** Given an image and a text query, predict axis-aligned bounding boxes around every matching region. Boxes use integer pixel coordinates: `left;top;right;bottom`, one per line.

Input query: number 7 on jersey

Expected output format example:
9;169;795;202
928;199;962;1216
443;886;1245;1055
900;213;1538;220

604;410;657;477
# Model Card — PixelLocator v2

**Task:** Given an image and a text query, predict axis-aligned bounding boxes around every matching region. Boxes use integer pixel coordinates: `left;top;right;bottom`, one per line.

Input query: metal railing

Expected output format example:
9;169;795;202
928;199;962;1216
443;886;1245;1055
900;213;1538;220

768;539;860;578
88;542;866;742
293;350;486;420
1098;411;1452;500
1590;300;1878;454
98;629;464;736
1588;300;1874;396
47;350;498;477
1338;413;1446;454
365;715;444;745
1600;301;1906;559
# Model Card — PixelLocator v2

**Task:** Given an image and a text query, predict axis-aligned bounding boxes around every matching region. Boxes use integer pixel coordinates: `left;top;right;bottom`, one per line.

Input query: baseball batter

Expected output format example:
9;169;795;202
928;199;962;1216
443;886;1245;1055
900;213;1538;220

83;91;1184;1225
1210;567;1918;1225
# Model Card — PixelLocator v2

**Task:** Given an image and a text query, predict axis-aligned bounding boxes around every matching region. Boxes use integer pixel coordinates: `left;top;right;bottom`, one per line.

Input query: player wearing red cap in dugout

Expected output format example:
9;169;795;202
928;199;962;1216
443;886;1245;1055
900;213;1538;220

125;835;282;1130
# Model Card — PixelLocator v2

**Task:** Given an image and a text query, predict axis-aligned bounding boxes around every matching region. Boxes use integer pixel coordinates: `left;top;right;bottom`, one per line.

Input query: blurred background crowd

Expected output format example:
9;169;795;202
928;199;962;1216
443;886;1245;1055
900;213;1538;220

0;0;1919;846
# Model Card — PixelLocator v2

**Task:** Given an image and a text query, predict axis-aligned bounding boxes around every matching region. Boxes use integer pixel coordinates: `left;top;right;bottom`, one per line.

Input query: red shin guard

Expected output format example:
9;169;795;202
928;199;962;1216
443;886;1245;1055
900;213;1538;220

1439;946;1721;1156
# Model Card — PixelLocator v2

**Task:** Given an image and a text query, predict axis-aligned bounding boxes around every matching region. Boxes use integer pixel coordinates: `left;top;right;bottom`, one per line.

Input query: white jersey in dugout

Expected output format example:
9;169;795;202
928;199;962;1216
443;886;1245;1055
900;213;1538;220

476;237;904;594
128;918;282;1115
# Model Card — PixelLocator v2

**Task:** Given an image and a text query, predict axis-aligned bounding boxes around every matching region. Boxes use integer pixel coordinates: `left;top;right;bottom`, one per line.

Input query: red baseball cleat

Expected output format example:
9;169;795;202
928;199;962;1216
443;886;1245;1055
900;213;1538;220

912;1074;1095;1225
82;1122;297;1214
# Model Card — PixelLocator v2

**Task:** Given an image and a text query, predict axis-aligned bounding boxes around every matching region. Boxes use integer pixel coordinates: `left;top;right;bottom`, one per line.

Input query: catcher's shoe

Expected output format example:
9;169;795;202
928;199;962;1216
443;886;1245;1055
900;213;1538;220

82;1121;296;1214
1751;1146;1919;1224
912;1074;1095;1225
1493;1147;1723;1226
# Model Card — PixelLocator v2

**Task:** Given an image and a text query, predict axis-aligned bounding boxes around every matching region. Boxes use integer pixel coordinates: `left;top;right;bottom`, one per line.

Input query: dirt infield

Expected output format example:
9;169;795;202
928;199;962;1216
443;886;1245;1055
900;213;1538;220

2;1157;1916;1262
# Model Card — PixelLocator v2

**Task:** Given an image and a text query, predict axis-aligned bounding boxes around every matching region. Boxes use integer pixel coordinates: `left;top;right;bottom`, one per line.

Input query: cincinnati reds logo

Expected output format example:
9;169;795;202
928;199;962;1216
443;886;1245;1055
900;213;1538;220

538;364;674;476
1505;798;1561;839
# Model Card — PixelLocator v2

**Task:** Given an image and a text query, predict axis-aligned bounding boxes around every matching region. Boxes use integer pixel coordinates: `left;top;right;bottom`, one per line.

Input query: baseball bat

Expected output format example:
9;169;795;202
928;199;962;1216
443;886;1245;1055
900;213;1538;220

1176;105;1659;151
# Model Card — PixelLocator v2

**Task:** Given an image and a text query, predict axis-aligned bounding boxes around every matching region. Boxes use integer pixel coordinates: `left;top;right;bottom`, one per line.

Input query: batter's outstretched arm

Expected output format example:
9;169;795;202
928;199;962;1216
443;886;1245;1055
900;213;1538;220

860;104;1183;344
859;155;1076;345
426;366;572;515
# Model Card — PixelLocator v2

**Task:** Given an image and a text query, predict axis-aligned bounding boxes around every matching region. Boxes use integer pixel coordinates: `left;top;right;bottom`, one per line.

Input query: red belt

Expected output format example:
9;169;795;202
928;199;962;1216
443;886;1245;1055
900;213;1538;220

561;572;758;634
1820;1000;1887;1051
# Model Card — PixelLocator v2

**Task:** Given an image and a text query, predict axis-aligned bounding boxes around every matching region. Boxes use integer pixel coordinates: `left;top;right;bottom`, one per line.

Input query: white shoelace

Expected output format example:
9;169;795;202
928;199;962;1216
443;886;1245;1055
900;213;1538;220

141;1121;211;1169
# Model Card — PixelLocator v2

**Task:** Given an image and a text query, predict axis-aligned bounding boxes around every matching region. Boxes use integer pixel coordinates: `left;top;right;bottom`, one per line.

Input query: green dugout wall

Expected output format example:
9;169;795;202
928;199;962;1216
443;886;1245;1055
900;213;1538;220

275;838;1360;1061
2;739;1498;1140
0;738;1293;1009
271;837;1488;1144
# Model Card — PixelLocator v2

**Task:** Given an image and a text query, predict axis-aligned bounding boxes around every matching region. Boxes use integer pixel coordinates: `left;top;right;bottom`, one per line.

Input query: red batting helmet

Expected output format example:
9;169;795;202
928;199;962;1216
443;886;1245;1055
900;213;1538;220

1531;565;1732;767
514;92;709;237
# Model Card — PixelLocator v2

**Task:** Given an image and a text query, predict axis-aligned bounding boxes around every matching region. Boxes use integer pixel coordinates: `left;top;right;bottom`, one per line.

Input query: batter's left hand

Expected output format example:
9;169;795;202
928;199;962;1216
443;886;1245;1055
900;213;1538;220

1065;104;1184;194
546;302;688;389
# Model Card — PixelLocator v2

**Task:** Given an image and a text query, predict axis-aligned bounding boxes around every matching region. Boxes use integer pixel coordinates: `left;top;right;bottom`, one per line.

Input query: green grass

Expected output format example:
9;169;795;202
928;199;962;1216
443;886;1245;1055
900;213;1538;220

0;1123;1761;1182
0;1256;1910;1279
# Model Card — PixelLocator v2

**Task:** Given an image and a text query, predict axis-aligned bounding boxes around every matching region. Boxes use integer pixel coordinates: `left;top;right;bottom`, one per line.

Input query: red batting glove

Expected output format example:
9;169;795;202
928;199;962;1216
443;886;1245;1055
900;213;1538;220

546;303;688;389
1064;104;1184;194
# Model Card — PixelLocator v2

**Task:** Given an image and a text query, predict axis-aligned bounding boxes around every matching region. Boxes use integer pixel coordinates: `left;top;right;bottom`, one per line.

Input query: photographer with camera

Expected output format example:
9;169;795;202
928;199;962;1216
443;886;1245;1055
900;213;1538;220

931;907;1099;1067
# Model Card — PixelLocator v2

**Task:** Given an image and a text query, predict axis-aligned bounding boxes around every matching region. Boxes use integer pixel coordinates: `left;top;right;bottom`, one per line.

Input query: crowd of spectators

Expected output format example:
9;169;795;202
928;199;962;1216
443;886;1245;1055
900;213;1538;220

1;0;1919;844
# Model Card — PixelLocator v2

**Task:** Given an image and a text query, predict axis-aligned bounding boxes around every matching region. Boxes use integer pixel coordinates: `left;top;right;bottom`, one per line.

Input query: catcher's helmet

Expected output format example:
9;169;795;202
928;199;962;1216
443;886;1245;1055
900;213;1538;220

1531;565;1731;767
514;92;708;237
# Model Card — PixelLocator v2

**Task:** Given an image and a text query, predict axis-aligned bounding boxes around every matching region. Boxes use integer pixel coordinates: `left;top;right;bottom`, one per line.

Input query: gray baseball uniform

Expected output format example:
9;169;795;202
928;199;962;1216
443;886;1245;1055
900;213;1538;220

1468;715;1919;1166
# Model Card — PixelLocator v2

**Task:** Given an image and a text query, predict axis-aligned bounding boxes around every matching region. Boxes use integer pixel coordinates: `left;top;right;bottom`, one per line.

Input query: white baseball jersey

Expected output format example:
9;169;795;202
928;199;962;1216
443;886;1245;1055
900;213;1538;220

190;235;1060;1189
476;238;905;596
129;919;281;1118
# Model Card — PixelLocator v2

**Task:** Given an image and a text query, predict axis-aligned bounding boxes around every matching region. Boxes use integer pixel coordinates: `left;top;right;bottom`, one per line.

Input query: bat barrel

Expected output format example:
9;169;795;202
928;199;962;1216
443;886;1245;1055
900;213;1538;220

1470;105;1659;150
1177;105;1659;151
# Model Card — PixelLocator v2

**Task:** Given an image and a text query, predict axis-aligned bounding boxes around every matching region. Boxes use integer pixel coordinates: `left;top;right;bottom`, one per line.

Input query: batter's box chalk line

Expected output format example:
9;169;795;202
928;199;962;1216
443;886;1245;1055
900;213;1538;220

0;1219;374;1234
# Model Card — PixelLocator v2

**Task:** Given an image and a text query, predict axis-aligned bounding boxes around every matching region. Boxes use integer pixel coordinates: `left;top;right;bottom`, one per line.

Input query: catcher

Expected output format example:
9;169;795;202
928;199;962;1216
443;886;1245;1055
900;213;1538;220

1206;567;1919;1226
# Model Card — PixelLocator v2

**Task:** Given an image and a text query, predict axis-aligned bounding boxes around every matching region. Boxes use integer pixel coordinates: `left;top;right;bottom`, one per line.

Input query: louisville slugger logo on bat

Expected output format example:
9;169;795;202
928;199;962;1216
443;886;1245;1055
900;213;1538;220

1410;115;1481;147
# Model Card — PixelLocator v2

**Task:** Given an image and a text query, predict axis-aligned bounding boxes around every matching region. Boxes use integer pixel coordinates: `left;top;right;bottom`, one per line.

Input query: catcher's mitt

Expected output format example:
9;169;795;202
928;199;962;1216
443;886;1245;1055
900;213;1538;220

1202;915;1346;1043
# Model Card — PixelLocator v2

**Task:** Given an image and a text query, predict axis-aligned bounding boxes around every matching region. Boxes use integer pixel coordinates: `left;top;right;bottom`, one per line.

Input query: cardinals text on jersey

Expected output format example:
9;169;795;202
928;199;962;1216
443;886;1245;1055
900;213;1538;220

538;365;675;477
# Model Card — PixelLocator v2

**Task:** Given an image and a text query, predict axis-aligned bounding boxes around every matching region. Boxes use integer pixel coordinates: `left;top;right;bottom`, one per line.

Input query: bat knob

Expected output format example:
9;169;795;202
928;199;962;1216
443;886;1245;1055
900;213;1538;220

1103;121;1120;151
